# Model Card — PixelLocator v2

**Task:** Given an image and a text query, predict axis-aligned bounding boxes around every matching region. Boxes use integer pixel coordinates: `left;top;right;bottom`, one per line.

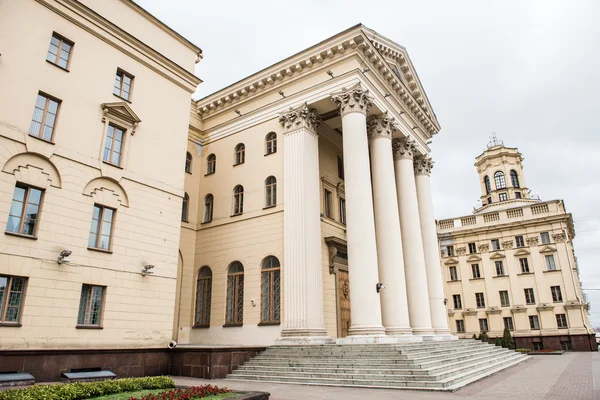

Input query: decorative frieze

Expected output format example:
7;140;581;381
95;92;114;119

366;112;398;141
526;237;539;246
501;240;514;249
456;247;467;255
330;83;373;117
413;155;434;176
279;103;321;133
552;233;567;242
479;243;490;253
392;137;417;160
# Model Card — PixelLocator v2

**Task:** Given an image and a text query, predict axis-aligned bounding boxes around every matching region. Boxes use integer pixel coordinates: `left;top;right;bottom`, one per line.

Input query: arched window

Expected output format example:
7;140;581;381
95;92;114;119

265;132;277;155
265;176;277;207
494;171;506;190
234;143;245;165
510;170;520;188
181;192;189;221
194;266;212;326
206;154;216;175
484;176;491;194
261;256;281;323
204;194;214;223
233;185;244;215
226;261;244;325
185;152;192;173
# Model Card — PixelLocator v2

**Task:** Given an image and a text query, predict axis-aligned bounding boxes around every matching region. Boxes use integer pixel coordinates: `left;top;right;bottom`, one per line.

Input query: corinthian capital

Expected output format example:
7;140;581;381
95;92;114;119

330;83;373;117
279;103;321;133
392;137;417;160
414;155;434;175
366;112;398;141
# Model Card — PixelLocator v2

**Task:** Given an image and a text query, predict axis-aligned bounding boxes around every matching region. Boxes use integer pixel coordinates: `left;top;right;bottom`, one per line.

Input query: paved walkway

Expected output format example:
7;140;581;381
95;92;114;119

173;352;600;399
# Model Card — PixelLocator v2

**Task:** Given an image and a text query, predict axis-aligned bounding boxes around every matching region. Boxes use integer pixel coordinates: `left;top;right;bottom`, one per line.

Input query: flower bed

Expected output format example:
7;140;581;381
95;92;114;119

0;376;175;400
130;385;232;399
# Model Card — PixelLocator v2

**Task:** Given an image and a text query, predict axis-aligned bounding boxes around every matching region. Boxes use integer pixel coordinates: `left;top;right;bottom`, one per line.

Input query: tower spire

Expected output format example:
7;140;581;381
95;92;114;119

486;132;504;149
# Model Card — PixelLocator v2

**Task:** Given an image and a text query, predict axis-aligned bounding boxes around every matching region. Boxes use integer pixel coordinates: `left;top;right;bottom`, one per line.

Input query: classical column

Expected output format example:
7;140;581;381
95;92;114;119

392;137;434;335
367;113;412;335
276;103;333;344
414;155;452;335
331;84;385;337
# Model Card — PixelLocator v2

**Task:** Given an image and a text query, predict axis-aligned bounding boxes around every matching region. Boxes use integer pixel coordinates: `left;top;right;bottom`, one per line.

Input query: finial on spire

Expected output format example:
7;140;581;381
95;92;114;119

486;132;504;149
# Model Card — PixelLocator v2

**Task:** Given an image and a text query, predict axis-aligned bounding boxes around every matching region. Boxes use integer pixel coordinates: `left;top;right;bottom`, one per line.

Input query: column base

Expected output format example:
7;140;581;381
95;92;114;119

411;327;436;335
434;328;453;335
336;333;457;344
274;328;335;345
347;324;386;337
384;326;413;336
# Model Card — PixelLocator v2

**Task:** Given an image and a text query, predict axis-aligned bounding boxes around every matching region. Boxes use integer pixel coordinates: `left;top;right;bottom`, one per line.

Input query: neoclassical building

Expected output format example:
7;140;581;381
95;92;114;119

177;24;452;346
438;140;596;351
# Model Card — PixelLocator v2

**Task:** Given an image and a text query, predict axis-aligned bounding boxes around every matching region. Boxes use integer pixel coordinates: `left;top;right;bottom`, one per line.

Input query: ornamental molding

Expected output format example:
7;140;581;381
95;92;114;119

366;112;398;141
526;237;539;246
466;255;482;262
195;26;439;136
414;155;434;176
392;137;417;160
456;247;467;255
514;249;530;257
478;243;490;253
279;103;321;134
552;233;567;242
539;245;557;254
331;83;373;117
501;240;514;250
444;258;459;266
101;102;141;134
489;252;506;260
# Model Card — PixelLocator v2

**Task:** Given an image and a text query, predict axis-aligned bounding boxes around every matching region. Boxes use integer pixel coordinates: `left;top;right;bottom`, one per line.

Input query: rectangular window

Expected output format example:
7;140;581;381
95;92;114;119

475;292;485;308
453;294;462;310
103;124;125;166
503;316;514;331
46;33;73;69
499;193;508;201
337;155;344;180
491;239;500;251
77;285;104;326
324;190;332;218
515;192;522;199
515;235;525;248
540;232;551;244
449;266;458;281
468;242;477;254
495;261;505;276
533;342;543;351
471;264;481;279
487;197;492;205
88;205;115;251
6;184;43;237
519;258;530;273
29;93;60;142
339;198;346;225
545;255;557;271
551;286;563;302
556;313;568;329
479;318;489;332
0;275;27;323
456;320;465;333
499;290;510;307
113;69;134;101
446;245;455;256
524;288;536;305
529;315;540;330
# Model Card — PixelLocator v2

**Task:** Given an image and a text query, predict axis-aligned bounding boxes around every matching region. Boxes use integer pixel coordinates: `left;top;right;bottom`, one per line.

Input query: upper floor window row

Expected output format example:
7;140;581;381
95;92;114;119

266;132;277;155
29;93;60;142
47;33;73;70
113;69;134;101
494;171;506;190
185;152;193;174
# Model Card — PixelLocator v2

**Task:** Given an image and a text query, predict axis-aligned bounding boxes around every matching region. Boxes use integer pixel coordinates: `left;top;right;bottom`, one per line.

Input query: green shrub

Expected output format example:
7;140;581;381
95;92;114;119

515;348;532;353
472;334;478;340
0;376;175;400
478;331;488;343
495;338;502;346
501;328;515;349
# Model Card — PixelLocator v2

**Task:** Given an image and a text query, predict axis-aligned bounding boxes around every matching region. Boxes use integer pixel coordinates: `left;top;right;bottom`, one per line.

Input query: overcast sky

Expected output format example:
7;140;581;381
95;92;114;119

137;0;600;326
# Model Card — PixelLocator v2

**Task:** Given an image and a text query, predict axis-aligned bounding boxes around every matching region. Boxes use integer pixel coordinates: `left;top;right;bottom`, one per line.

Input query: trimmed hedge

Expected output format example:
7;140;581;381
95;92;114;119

0;376;175;400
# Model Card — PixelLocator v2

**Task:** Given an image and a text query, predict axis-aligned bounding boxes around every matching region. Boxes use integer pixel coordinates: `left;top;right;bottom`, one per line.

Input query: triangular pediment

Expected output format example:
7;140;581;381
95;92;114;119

489;252;506;260
101;102;142;131
514;249;530;256
539;245;557;254
444;257;459;265
466;255;482;262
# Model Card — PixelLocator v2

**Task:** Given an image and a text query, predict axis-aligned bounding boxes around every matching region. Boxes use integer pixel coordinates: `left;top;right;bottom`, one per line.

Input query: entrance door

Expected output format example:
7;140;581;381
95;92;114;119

337;269;351;338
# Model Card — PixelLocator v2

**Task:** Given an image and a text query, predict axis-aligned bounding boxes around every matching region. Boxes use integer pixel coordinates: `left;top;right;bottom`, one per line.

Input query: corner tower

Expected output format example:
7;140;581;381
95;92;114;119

474;137;539;213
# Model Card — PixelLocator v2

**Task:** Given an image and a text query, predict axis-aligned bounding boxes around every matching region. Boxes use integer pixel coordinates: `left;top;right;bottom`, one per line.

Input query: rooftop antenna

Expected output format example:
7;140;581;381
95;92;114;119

486;132;504;149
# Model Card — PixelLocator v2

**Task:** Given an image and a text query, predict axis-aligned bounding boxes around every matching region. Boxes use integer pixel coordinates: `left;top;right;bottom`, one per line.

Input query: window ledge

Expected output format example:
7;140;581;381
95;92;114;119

518;272;534;275
469;278;484;281
192;324;210;329
557;327;569;329
76;325;103;330
46;59;70;72
181;219;189;223
264;152;277;157
112;93;132;104
185;171;192;175
544;269;561;273
231;213;243;217
5;231;38;240
204;171;215;176
258;322;280;326
200;220;212;225
447;280;460;283
233;162;245;167
263;205;277;210
223;323;243;328
27;133;55;145
102;161;124;170
493;275;508;278
87;247;113;254
476;307;486;309
0;322;22;327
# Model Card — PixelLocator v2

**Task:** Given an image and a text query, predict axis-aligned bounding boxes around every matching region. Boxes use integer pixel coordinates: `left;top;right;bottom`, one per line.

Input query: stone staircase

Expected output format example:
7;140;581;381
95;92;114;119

226;339;529;391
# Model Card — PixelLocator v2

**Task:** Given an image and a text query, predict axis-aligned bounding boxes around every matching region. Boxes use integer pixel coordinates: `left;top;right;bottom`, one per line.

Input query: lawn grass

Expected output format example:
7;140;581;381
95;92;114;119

93;389;237;400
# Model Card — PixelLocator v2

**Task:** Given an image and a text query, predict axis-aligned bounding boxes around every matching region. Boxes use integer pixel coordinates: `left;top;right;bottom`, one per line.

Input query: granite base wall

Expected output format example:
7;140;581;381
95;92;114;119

0;346;265;383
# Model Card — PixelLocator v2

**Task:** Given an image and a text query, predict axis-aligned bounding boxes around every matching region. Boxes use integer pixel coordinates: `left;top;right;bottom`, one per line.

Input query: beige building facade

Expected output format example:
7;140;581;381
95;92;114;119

438;141;596;351
176;25;454;347
0;0;201;350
